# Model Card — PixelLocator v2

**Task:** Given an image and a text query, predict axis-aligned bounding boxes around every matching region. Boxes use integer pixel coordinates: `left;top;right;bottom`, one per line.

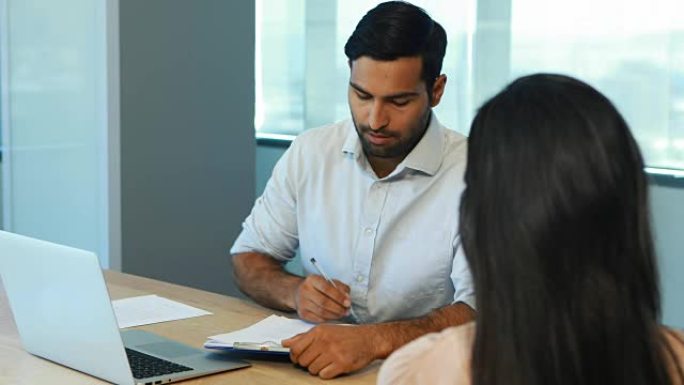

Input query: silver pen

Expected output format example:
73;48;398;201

309;258;358;321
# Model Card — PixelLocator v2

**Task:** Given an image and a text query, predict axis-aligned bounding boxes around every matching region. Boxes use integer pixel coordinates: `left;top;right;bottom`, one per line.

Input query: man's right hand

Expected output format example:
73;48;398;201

294;275;351;323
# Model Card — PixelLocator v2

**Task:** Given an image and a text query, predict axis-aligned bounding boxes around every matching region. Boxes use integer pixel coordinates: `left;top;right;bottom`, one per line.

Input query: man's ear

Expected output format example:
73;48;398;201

430;75;447;107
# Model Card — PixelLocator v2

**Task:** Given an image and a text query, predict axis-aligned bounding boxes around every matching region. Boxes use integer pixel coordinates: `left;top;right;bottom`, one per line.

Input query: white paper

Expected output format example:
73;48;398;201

204;315;315;349
112;294;212;329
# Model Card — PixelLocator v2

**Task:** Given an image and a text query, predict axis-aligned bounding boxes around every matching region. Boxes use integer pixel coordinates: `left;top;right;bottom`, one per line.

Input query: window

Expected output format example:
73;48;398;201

510;0;684;170
255;0;476;138
256;0;684;171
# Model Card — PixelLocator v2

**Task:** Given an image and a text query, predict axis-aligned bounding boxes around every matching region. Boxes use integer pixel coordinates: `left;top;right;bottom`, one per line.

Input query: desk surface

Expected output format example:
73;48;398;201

0;270;379;385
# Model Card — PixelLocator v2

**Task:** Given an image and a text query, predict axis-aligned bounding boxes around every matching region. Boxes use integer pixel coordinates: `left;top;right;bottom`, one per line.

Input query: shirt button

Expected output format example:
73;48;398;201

364;227;373;235
356;275;364;282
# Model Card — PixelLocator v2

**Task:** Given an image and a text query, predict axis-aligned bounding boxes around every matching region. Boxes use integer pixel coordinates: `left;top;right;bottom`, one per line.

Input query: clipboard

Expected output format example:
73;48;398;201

204;340;290;356
204;314;315;357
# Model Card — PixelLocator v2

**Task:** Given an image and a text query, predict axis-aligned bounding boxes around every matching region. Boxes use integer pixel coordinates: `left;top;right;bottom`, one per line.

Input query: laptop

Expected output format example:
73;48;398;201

0;230;250;385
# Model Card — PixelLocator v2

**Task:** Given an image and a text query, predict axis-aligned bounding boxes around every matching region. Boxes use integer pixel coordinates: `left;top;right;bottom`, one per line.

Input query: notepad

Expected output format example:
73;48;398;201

112;294;212;329
204;315;315;352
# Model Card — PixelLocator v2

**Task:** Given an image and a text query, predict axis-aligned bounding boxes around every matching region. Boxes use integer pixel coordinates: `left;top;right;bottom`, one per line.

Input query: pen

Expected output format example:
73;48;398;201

309;258;358;321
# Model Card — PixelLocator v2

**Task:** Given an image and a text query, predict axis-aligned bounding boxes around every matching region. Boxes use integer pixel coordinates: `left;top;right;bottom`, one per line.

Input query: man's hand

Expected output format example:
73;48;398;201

282;303;475;379
232;253;353;323
282;324;380;379
295;275;351;323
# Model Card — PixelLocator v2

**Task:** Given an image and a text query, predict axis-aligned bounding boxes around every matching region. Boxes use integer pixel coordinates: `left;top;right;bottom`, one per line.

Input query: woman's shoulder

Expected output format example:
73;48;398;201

662;326;684;384
377;322;476;385
663;327;684;358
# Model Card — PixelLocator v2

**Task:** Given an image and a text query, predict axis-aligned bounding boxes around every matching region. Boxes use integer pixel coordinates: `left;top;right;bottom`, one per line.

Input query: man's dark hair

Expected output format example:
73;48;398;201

344;1;447;96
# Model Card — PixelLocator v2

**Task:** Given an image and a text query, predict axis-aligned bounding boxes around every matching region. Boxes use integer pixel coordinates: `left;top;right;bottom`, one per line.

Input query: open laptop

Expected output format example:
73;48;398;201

0;230;250;385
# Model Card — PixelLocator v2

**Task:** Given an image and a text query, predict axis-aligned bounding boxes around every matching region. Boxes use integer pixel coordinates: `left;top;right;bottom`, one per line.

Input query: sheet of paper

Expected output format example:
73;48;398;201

112;294;212;329
205;315;315;348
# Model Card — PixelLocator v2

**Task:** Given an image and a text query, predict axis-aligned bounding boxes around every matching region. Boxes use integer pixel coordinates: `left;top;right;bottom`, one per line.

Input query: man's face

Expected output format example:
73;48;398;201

348;56;445;160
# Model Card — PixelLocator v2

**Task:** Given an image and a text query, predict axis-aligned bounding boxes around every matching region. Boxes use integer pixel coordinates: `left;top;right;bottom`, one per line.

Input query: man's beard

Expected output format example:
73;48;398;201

353;111;431;159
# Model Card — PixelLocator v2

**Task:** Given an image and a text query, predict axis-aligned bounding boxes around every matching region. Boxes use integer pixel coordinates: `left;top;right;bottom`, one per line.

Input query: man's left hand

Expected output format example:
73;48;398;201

282;324;383;379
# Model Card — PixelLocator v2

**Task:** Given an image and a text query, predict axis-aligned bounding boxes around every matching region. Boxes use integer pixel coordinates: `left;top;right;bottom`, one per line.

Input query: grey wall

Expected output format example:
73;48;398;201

256;143;290;197
119;0;255;297
0;162;3;228
651;184;684;328
256;144;684;327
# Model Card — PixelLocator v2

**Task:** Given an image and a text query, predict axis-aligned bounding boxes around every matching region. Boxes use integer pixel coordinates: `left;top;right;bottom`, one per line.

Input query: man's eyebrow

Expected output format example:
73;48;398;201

349;82;420;99
349;82;371;95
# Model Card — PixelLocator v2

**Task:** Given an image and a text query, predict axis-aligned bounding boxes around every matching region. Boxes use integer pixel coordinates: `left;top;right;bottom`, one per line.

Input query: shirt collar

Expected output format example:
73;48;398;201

342;120;362;159
341;114;444;176
400;114;444;176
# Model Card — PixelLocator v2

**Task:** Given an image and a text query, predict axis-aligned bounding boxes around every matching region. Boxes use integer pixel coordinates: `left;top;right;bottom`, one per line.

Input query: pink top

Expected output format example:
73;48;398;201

378;322;475;385
378;322;684;385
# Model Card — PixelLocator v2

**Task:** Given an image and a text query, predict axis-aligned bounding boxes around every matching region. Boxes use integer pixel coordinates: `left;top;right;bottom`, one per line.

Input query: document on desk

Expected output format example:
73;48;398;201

204;315;315;352
112;294;212;329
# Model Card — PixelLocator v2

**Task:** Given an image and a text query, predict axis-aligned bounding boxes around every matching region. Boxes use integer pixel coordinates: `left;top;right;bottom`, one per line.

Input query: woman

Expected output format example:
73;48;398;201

378;74;684;385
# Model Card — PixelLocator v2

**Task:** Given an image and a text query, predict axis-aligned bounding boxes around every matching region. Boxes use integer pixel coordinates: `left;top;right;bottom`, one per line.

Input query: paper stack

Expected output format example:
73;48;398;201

204;315;315;352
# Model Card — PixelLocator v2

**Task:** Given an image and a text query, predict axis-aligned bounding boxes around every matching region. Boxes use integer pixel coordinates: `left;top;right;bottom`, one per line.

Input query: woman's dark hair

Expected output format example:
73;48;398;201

344;1;446;95
460;73;683;385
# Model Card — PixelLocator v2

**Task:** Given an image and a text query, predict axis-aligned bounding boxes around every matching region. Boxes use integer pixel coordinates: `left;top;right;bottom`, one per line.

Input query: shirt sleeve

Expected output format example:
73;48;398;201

230;140;301;262
451;236;476;310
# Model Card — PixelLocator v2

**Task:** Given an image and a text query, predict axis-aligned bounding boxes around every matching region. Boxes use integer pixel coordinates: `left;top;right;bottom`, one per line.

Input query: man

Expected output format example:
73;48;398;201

231;1;474;379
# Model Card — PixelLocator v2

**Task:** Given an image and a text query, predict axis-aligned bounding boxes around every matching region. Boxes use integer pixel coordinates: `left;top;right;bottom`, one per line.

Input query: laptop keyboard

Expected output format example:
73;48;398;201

125;348;194;379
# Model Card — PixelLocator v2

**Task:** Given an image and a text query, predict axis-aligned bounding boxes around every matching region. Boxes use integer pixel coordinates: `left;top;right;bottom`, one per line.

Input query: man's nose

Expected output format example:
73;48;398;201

368;101;389;131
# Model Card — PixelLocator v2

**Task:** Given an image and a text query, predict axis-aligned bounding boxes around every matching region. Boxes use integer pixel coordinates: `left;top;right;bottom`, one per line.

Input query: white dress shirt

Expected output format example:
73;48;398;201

231;114;474;323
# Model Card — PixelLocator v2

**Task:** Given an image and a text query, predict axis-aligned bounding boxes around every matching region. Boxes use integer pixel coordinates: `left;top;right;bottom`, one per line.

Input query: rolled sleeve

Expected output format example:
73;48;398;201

450;237;476;310
230;142;300;262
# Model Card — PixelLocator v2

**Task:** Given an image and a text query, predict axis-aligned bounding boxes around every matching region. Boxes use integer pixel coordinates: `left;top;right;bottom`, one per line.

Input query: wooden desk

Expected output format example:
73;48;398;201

0;271;379;384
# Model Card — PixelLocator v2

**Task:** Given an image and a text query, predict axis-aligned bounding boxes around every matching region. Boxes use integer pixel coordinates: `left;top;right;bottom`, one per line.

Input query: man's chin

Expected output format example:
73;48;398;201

358;133;408;158
362;143;402;158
